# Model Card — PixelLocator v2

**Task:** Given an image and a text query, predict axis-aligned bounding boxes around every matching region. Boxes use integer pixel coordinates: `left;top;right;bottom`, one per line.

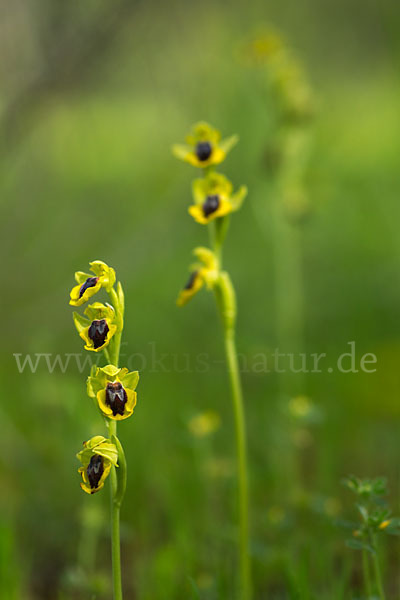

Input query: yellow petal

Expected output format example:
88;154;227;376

172;144;192;161
219;134;239;155
230;185;248;211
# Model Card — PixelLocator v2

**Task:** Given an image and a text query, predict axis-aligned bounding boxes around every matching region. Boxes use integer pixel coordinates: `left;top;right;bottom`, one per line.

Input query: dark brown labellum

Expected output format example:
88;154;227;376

88;319;109;349
195;141;212;161
184;271;198;290
202;194;220;217
79;276;99;298
105;382;128;416
87;454;104;490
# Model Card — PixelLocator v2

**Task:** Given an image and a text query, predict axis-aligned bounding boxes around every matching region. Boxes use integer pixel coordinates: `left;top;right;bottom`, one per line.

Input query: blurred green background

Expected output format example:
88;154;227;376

1;0;400;598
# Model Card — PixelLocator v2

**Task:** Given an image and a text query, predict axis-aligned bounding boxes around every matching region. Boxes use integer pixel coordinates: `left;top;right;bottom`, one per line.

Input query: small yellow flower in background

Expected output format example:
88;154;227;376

70;260;116;307
289;395;312;418
77;435;118;495
172;121;238;168
73;302;118;352
177;247;219;307
87;364;139;421
188;410;221;438
189;172;247;225
379;519;391;530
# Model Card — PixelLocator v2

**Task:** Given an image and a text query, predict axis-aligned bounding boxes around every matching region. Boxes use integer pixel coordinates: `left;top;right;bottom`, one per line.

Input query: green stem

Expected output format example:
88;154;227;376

214;271;251;600
371;534;386;600
362;548;372;599
209;216;230;266
225;328;251;600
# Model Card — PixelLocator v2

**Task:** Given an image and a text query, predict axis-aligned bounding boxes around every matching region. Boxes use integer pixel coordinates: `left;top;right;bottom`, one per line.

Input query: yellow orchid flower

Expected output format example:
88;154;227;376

87;364;139;421
77;436;118;495
73;302;118;352
177;247;219;306
188;411;221;438
70;260;116;307
172;122;238;168
188;172;247;225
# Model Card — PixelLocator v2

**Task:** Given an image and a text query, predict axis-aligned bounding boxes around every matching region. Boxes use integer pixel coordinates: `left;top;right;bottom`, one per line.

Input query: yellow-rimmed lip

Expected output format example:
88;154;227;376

185;145;226;168
79;321;117;352
195;141;213;161
97;385;137;421
87;365;139;401
177;270;205;306
172;143;226;168
79;458;112;494
188;196;232;224
70;277;101;307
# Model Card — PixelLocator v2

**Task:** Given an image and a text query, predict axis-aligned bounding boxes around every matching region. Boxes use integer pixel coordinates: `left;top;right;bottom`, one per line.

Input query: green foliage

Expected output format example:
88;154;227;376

341;476;400;599
343;475;387;500
342;476;399;552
